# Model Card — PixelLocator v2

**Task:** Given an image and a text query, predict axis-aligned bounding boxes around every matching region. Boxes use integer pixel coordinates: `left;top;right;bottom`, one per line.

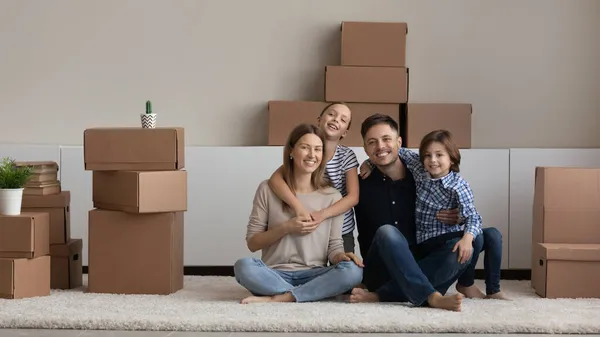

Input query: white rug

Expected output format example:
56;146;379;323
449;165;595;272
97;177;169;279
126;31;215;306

0;275;599;334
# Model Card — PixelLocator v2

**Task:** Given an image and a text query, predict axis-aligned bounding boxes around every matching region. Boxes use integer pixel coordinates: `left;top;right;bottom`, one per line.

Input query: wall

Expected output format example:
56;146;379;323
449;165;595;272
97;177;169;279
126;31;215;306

0;0;599;148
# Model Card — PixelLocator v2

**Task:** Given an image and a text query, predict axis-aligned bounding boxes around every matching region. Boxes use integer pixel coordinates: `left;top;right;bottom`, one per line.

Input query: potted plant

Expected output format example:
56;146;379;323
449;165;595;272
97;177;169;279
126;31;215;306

0;157;33;215
141;100;157;129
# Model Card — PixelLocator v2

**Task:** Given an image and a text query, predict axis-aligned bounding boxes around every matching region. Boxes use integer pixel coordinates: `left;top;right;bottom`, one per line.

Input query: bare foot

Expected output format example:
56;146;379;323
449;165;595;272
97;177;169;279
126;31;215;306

240;292;296;304
427;292;463;312
349;287;379;303
486;291;511;300
456;284;486;299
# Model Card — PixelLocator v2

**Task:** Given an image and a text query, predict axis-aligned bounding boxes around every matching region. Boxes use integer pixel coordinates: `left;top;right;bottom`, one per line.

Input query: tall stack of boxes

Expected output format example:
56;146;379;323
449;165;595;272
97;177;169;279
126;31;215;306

530;167;600;298
19;161;83;291
83;127;186;295
267;21;473;148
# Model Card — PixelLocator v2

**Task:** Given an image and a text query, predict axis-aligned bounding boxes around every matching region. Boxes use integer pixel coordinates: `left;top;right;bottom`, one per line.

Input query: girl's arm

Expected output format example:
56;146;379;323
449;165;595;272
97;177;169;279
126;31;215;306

246;182;292;252
267;165;306;215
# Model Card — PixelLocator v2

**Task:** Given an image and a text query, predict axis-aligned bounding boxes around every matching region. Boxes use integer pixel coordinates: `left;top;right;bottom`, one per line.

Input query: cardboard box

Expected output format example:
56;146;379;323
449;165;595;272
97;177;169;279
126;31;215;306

532;167;600;244
405;103;472;148
84;127;185;171
50;239;83;289
325;66;408;103
0;255;51;299
88;209;183;295
341;21;408;67
531;243;600;298
0;213;49;259
267;100;400;146
93;170;187;213
22;191;71;245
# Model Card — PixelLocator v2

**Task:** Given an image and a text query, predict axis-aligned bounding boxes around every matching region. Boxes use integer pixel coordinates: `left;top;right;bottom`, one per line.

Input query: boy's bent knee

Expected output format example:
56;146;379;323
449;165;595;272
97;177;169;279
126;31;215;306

484;227;503;241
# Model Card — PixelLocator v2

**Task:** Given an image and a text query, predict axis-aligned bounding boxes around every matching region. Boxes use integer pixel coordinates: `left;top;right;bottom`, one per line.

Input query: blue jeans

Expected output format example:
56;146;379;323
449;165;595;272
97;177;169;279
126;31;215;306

457;227;503;295
233;257;363;302
362;225;472;306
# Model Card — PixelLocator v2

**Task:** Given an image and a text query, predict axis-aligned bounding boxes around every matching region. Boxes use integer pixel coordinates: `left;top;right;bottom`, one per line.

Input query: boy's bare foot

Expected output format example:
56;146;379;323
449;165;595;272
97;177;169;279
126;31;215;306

456;284;485;299
486;291;510;300
240;292;295;304
349;287;379;303
427;292;463;312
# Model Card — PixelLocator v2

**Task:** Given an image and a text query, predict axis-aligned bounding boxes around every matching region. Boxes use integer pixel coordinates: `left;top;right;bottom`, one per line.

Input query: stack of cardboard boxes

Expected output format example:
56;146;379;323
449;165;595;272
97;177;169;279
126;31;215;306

19;161;83;291
83;127;187;295
530;167;600;298
0;211;50;299
267;21;472;148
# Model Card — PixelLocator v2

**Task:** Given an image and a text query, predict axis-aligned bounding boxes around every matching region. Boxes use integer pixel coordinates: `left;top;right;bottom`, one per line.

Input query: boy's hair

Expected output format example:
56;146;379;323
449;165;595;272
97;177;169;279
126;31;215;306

319;102;352;129
282;123;330;197
360;113;399;139
419;129;461;172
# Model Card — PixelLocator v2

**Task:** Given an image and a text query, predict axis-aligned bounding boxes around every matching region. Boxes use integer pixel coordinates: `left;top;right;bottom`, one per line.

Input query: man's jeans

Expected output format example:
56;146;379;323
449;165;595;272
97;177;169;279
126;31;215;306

457;227;503;295
233;257;363;302
362;225;472;306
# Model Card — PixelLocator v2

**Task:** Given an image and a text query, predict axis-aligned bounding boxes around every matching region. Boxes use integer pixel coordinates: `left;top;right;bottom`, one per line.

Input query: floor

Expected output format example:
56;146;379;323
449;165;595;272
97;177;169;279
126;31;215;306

1;331;600;337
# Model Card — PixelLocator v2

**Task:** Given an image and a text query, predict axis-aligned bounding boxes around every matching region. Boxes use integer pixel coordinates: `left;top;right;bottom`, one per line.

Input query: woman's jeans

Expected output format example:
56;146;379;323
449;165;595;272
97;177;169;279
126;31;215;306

457;227;503;295
233;257;363;302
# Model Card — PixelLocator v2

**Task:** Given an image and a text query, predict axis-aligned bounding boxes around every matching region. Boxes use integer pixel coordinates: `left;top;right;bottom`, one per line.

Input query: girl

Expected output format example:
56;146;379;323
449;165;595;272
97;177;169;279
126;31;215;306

268;103;360;253
360;129;508;300
233;123;363;304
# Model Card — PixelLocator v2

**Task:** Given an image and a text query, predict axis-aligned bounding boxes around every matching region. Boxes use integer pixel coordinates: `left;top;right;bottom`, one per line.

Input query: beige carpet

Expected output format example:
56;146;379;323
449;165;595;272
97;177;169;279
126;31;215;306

0;275;598;334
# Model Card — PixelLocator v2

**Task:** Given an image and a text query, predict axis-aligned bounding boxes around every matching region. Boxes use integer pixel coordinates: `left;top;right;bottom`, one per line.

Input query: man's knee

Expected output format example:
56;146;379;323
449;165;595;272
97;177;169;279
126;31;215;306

335;261;364;287
374;224;408;246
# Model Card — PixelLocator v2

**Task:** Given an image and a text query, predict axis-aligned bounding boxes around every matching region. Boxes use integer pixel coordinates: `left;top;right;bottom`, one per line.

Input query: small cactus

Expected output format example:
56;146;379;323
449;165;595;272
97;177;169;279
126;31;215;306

146;100;152;114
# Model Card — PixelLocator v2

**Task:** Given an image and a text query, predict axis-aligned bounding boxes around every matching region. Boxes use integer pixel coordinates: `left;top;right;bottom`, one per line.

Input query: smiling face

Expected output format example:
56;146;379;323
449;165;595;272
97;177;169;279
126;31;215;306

363;123;402;168
317;103;351;140
422;141;453;178
291;133;323;175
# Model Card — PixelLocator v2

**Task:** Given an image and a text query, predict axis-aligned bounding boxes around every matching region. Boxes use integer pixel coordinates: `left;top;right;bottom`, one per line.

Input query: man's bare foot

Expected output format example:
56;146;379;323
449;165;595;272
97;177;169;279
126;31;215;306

349;287;379;303
456;284;485;299
486;291;510;300
240;292;296;304
427;292;463;312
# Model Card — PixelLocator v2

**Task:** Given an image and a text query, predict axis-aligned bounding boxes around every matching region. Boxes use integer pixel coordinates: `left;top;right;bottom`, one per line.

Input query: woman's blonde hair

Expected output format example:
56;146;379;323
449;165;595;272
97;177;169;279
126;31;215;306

281;124;331;209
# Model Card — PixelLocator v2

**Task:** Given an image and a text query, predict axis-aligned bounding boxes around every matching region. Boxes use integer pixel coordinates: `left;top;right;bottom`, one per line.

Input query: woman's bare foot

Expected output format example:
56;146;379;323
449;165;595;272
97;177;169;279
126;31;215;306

427;292;463;312
486;291;510;300
349;287;379;303
456;284;486;299
240;292;296;304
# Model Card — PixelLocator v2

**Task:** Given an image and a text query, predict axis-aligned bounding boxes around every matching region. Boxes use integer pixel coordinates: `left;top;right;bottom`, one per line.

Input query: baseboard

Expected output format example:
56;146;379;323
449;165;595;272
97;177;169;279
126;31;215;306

81;266;531;280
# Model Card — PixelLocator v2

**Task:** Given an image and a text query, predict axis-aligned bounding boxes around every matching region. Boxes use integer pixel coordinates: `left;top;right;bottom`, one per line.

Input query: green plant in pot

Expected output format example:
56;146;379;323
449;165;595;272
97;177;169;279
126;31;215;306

141;100;157;128
0;157;33;216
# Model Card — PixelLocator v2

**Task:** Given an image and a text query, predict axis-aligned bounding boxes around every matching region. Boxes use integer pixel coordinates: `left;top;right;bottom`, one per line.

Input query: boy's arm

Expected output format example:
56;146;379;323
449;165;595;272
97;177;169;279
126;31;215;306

267;165;305;215
397;148;426;176
455;180;483;240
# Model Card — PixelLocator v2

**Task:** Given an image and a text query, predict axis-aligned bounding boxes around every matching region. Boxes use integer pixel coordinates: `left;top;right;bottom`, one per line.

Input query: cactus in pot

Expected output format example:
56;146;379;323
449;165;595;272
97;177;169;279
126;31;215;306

141;100;157;128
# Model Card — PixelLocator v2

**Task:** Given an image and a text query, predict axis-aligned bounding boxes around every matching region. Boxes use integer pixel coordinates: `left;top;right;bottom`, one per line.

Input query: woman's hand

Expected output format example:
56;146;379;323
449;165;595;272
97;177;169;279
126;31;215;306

332;252;364;267
359;161;372;179
452;235;474;264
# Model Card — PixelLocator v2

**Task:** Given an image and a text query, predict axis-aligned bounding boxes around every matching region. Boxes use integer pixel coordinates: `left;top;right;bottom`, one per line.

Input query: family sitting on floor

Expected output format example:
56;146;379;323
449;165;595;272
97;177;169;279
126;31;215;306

233;103;508;312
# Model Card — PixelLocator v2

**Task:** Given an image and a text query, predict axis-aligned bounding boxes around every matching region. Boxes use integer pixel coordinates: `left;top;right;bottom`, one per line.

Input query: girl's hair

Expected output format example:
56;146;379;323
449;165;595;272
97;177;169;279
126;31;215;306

282;123;331;200
419;129;461;172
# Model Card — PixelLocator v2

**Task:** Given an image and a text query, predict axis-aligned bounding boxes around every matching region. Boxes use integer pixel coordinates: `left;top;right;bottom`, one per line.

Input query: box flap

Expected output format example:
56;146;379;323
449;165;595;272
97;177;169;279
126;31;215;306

534;167;600;209
0;259;14;298
50;238;83;257
541;243;600;261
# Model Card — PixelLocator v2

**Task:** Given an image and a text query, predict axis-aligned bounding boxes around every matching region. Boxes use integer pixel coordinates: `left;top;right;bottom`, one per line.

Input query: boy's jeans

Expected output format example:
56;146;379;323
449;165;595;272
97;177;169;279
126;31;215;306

457;227;503;295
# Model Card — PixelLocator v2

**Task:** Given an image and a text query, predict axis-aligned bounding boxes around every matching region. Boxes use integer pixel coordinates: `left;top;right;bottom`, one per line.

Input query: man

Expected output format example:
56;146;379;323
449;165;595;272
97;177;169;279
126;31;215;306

349;114;469;312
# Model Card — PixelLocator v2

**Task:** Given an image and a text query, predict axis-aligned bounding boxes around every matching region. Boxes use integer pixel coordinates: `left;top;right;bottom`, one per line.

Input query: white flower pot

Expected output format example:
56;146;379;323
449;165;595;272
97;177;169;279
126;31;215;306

0;188;24;216
141;113;157;129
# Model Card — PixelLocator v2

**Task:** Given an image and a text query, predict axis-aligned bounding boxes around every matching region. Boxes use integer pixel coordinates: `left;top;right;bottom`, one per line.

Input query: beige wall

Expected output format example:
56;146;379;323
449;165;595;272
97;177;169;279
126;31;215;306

0;0;598;148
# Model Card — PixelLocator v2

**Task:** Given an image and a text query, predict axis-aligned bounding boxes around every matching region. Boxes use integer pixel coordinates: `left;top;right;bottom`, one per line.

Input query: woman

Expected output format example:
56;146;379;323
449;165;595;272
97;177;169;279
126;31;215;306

233;123;364;304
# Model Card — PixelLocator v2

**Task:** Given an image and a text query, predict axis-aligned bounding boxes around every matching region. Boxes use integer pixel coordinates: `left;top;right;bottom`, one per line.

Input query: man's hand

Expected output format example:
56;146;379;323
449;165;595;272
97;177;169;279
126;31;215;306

436;208;461;225
452;234;474;264
332;252;364;267
285;215;318;235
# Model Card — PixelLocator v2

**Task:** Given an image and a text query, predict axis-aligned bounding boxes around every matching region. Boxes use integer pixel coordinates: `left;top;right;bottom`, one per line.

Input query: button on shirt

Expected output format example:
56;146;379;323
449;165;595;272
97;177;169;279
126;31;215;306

397;148;483;244
354;157;417;258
